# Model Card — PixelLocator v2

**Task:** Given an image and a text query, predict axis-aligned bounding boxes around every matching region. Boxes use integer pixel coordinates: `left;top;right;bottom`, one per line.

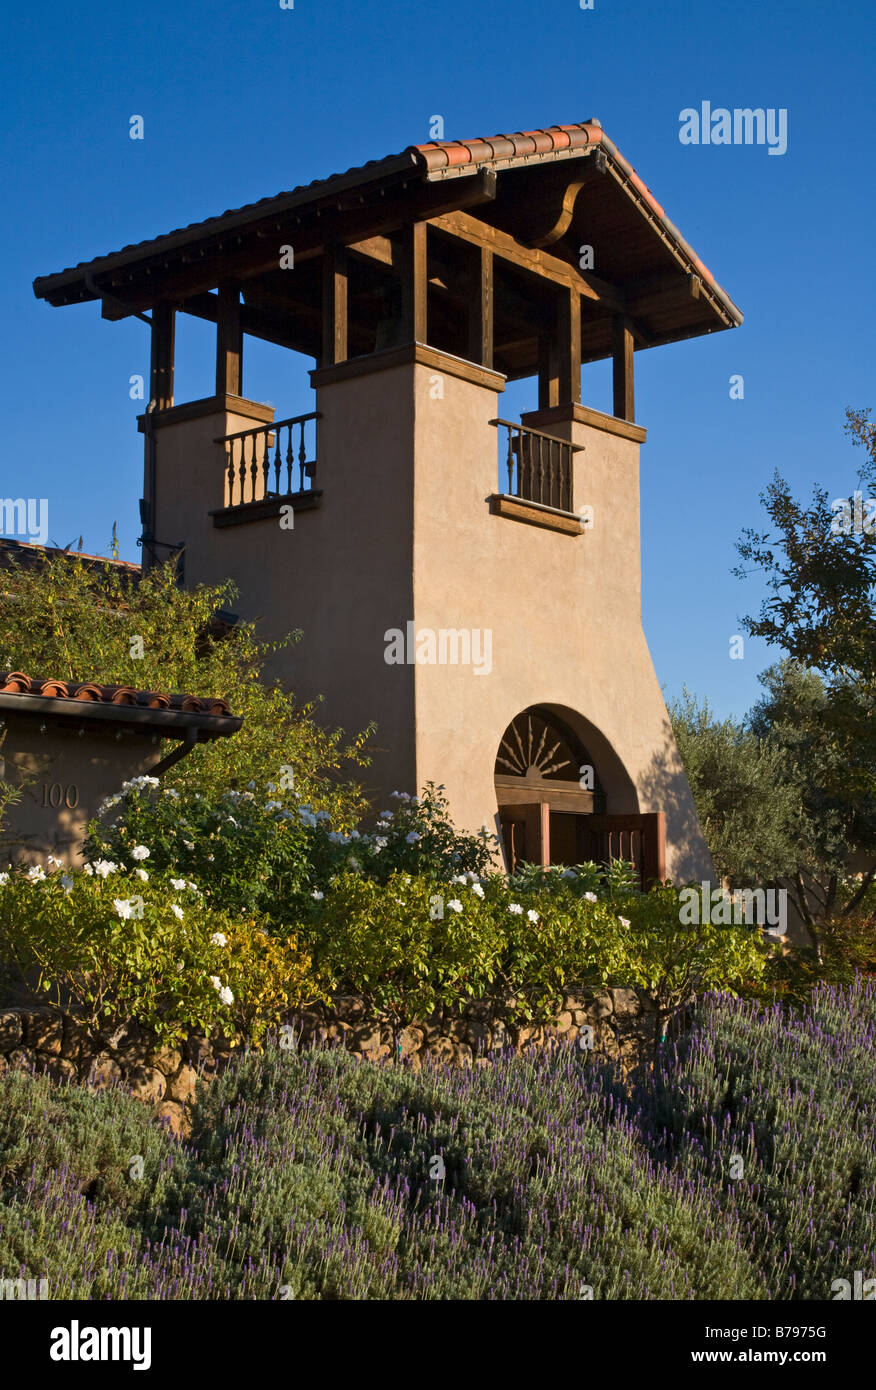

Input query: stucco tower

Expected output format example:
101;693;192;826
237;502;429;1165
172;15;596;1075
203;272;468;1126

34;120;743;883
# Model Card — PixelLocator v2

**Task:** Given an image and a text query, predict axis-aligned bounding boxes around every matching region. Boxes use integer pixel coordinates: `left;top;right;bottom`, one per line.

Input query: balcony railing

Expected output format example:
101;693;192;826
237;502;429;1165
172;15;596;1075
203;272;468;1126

490;419;581;513
217;412;319;509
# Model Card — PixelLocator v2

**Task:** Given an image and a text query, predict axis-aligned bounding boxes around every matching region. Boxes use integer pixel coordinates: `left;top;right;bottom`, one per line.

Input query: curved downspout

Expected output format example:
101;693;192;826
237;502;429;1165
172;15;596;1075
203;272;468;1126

148;727;198;779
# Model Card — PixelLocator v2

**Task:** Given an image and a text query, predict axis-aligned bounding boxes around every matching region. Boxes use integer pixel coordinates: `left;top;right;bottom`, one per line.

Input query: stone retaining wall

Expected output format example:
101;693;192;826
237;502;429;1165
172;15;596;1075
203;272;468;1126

0;986;665;1135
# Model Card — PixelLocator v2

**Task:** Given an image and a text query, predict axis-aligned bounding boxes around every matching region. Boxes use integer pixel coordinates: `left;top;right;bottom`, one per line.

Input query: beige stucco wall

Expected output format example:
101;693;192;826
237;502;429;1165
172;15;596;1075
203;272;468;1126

409;367;712;883
150;355;712;882
0;725;164;866
149;386;417;802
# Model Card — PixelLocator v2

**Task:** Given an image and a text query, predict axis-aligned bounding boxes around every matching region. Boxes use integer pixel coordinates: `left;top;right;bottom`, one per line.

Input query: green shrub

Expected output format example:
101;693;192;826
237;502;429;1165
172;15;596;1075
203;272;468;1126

0;550;371;820
0;858;322;1048
87;780;499;927
87;775;317;924
308;872;506;1027
307;871;765;1030
5;982;872;1300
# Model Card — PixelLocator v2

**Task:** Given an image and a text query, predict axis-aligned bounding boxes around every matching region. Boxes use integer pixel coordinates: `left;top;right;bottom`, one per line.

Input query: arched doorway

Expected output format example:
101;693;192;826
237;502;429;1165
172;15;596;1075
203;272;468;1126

494;706;665;884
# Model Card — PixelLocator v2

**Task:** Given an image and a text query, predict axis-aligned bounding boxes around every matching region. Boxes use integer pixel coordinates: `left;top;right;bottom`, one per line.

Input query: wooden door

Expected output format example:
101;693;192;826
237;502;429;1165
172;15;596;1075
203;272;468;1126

576;812;666;889
498;801;550;872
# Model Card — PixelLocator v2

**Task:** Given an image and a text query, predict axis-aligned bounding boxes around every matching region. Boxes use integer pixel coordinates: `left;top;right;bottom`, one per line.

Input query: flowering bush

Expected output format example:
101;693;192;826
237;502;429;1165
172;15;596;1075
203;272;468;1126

86;779;499;925
86;775;316;924
308;870;765;1029
0;857;322;1047
1;779;765;1050
644;976;876;1298
508;857;641;899
3;979;873;1299
309;872;507;1026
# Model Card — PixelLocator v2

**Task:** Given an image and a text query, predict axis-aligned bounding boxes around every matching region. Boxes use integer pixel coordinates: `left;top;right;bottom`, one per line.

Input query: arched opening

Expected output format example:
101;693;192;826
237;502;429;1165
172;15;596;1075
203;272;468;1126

494;705;664;884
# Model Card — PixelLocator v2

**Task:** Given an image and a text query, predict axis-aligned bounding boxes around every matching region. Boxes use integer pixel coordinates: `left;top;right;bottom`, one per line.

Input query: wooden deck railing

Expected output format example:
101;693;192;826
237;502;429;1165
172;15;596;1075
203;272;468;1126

217;412;319;509
490;418;582;512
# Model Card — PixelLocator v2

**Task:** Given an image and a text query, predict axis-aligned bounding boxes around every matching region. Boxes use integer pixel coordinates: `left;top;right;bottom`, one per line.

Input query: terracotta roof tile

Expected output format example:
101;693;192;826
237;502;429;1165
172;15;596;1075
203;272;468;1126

0;672;232;718
0;537;140;574
414;121;598;171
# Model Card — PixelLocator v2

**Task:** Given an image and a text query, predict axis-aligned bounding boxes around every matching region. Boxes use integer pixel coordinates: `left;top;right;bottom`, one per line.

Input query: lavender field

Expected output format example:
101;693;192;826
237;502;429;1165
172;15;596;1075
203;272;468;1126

1;978;874;1300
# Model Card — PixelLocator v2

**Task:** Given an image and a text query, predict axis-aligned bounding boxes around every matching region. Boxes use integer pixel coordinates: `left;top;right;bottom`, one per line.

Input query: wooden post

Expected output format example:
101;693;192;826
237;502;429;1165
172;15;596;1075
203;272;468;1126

401;221;427;344
558;286;582;405
642;811;666;887
467;244;493;368
521;801;551;867
149;301;175;411
216;282;243;396
321;244;348;366
538;328;559;410
612;313;635;421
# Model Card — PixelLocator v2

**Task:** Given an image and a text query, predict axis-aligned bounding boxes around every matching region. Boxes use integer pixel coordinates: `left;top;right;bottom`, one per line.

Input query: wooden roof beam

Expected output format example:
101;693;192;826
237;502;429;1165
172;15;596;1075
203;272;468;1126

626;270;702;318
182;290;319;354
347;235;398;269
427;209;625;312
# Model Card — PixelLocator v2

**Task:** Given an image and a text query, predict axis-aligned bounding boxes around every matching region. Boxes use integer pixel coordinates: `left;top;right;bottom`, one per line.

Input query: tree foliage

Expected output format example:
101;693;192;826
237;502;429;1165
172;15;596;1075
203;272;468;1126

672;411;876;956
668;686;800;887
0;550;371;823
733;407;875;807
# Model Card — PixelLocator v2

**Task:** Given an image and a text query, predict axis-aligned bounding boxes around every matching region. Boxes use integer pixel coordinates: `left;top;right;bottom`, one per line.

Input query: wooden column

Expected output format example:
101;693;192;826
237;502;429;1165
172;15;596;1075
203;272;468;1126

538;328;559;410
467;244;493;368
216;283;243;396
612;313;635;421
321;244;348;366
558;286;582;405
149;301;175;411
522;801;551;867
401;221;427;344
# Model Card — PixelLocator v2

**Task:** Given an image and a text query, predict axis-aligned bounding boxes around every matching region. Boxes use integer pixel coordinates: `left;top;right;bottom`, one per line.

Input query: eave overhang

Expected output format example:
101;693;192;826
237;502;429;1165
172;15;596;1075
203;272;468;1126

32;121;742;357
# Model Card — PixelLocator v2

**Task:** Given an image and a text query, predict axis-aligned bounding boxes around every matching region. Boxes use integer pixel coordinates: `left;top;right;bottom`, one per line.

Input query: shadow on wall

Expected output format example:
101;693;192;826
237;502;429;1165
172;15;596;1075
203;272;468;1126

536;703;640;812
637;728;716;885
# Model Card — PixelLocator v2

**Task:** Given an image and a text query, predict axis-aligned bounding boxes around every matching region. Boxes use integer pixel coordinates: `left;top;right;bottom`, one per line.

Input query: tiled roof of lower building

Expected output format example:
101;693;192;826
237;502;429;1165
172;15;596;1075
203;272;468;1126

0;672;232;717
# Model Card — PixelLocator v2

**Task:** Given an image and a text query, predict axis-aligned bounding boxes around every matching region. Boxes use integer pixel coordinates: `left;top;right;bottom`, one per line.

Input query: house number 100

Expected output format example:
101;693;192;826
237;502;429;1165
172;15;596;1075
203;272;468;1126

40;782;79;809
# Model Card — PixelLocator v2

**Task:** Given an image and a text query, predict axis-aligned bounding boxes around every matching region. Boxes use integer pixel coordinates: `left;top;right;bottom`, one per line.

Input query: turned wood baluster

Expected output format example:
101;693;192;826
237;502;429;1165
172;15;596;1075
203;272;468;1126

249;432;258;503
237;439;247;506
505;426;514;495
226;443;234;506
298;419;307;491
273;426;282;494
285;425;294;494
260;427;270;498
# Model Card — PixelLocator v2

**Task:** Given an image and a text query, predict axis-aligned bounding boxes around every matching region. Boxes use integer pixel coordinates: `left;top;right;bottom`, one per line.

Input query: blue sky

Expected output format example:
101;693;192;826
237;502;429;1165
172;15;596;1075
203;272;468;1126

2;0;874;722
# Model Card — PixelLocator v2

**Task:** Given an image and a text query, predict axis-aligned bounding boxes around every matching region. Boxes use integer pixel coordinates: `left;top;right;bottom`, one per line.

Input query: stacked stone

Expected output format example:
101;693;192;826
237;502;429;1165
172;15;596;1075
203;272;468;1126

0;1007;210;1136
0;988;664;1137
